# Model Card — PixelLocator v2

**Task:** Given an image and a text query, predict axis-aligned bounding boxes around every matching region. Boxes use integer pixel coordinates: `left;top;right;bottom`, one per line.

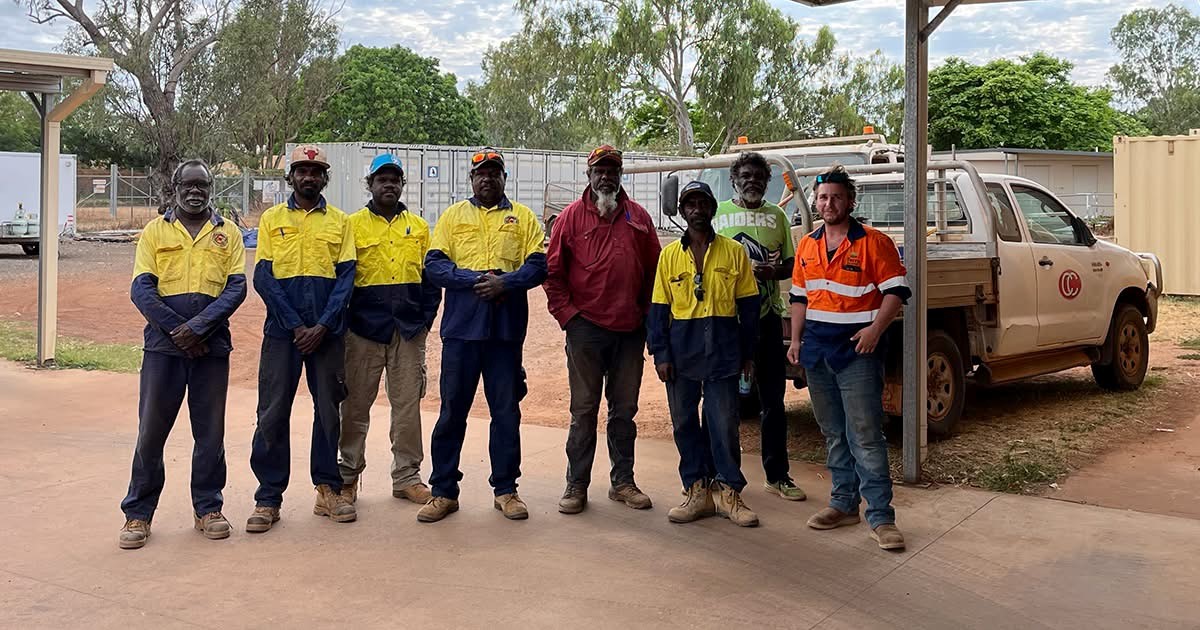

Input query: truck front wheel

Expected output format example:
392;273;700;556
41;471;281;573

20;243;38;256
1092;304;1148;391
926;329;966;438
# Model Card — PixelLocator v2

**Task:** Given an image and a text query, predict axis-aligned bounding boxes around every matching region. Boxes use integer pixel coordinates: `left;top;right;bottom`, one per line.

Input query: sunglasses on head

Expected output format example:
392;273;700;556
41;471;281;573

590;147;622;161
814;172;851;185
471;149;502;164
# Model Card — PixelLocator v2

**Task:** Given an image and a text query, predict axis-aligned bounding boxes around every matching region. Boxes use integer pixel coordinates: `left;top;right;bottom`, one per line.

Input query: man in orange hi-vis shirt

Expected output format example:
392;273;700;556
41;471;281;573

787;165;911;552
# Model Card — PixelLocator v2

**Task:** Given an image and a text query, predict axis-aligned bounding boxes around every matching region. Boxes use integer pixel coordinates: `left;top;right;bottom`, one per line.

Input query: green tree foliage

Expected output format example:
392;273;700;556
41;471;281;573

820;50;904;140
301;45;482;146
1109;4;1200;136
209;0;341;168
929;53;1148;152
0;93;40;153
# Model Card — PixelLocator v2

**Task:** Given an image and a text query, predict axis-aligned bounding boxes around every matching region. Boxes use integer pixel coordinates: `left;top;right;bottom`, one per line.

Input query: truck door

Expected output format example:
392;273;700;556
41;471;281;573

1010;184;1105;346
984;183;1039;356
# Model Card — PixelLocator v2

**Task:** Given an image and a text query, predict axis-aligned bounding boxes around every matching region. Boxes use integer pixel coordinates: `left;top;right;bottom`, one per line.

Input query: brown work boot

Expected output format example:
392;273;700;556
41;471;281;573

340;478;359;504
713;481;759;527
246;506;280;533
194;512;231;540
393;482;432;504
118;519;151;550
417;496;459;523
668;480;716;523
314;484;357;523
806;507;861;530
494;493;529;520
608;483;652;509
558;485;587;514
871;523;906;551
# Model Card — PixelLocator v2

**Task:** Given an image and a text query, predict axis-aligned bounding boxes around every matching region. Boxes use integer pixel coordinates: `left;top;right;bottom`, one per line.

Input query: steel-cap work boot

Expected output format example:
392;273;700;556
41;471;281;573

871;523;906;551
608;483;652;509
495;492;529;520
314;484;357;523
246;506;280;533
194;512;231;540
558;485;587;514
713;481;759;527
417;496;459;523
340;477;359;504
806;506;861;530
119;519;151;550
393;482;432;504
667;479;715;523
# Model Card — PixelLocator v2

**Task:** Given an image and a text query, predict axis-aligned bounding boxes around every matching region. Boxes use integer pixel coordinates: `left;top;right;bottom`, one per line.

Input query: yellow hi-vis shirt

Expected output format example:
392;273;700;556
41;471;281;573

646;232;760;380
131;210;247;357
253;196;356;338
346;203;441;343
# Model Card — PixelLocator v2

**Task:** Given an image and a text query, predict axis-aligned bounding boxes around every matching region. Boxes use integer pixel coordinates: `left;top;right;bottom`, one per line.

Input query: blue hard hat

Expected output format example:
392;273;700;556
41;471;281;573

368;153;404;177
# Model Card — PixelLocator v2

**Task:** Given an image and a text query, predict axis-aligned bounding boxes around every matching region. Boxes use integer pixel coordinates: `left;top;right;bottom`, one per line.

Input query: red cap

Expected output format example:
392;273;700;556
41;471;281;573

587;145;623;167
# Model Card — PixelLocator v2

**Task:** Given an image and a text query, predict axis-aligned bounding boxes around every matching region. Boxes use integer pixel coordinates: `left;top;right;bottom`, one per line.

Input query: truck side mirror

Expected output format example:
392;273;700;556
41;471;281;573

1071;215;1097;246
660;175;680;216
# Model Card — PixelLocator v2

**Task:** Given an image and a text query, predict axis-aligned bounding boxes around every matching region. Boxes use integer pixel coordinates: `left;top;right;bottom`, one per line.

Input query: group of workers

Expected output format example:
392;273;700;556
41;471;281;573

118;142;909;553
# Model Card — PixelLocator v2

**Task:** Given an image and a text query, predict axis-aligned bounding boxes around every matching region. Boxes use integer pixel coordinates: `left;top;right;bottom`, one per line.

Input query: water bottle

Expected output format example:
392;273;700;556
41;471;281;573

738;372;753;396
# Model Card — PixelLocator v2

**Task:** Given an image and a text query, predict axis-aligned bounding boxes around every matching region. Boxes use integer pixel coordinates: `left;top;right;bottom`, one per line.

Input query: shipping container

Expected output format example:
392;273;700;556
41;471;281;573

286;142;680;229
1113;133;1200;295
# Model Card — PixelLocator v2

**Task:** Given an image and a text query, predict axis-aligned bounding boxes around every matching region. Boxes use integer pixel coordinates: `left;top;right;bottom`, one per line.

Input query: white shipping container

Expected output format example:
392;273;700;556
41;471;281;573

0;151;76;234
286;142;679;229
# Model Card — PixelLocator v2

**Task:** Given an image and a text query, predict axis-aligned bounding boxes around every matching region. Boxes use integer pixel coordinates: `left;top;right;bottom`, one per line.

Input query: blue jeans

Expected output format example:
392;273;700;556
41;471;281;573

666;375;746;492
806;355;895;528
429;338;523;500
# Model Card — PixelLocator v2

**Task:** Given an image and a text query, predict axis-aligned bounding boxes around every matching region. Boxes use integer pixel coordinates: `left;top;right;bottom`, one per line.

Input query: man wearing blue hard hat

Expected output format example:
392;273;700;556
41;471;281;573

337;154;441;509
647;180;761;528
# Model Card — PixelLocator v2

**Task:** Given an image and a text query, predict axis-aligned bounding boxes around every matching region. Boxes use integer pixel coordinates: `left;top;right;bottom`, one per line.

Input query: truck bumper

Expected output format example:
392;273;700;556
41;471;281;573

1136;253;1162;334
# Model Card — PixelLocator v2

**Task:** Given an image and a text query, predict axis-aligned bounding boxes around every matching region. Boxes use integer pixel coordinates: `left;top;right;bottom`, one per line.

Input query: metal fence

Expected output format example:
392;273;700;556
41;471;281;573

1057;192;1114;219
75;166;286;231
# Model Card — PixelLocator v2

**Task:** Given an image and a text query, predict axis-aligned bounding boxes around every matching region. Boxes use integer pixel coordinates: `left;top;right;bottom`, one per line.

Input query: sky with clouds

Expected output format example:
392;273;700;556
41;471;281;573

1;0;1167;89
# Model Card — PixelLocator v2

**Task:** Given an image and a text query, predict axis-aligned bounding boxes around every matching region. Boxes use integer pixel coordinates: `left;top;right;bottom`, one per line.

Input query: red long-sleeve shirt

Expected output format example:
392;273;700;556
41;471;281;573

544;187;662;332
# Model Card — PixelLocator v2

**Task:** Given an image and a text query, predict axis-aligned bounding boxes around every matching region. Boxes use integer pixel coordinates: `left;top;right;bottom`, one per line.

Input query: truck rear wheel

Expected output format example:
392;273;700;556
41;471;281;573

1092;304;1148;391
21;243;38;256
926;329;965;438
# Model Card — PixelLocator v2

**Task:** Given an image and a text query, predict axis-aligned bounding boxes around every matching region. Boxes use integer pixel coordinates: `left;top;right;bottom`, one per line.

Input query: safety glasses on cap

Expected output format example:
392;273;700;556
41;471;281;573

588;146;623;164
471;149;503;165
814;171;851;185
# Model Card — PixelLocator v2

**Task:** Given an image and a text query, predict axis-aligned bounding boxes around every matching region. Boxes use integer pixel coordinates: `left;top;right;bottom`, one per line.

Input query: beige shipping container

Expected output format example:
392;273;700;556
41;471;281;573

1114;132;1200;295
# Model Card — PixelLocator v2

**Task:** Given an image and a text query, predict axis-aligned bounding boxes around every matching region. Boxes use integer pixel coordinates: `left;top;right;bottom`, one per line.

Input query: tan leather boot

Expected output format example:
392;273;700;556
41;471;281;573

246;506;280;533
119;519;151;549
417;496;459;523
667;480;715;523
713;481;759;527
314;484;357;523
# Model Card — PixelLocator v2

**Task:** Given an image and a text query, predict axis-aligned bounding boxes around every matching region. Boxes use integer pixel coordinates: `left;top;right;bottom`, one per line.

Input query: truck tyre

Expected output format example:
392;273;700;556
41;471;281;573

926;329;966;438
1092;304;1148;391
21;243;38;256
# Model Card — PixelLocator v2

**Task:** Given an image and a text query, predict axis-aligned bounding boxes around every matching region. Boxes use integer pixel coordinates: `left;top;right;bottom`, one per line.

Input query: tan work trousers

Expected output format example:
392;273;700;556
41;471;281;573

338;329;427;491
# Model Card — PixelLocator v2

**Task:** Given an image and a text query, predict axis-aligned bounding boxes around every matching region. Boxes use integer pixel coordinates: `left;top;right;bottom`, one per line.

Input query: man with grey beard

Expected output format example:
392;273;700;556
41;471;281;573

544;145;663;515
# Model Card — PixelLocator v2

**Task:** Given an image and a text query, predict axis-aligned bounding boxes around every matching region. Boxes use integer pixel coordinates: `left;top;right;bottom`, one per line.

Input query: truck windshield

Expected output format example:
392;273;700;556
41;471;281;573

697;152;869;209
855;181;969;228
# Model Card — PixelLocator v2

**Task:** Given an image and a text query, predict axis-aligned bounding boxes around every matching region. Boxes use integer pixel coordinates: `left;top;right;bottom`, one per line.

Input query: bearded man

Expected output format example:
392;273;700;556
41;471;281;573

543;145;663;515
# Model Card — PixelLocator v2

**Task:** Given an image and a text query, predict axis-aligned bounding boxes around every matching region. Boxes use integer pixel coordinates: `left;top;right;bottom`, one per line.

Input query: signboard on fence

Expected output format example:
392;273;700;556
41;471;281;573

92;179;106;194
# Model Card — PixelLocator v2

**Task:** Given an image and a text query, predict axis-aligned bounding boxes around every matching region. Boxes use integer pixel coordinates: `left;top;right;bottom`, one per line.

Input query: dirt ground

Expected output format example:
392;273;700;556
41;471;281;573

2;240;1199;510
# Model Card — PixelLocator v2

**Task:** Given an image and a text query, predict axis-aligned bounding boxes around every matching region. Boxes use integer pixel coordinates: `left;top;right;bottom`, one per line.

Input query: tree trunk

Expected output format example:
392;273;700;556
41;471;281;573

672;98;696;155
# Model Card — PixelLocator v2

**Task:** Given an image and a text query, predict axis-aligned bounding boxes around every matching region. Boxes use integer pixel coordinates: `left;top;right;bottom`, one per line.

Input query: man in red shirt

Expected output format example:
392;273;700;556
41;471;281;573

544;145;662;514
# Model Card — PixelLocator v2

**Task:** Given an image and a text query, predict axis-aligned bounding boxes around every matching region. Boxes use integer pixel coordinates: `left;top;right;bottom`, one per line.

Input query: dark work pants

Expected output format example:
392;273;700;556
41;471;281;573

429;338;523;500
666;375;747;492
121;351;229;521
563;318;645;489
757;312;792;483
250;334;346;507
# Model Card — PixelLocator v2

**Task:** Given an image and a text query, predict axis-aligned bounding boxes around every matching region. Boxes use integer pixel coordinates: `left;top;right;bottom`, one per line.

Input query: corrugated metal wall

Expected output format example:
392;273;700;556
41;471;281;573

1114;134;1200;296
288;142;679;229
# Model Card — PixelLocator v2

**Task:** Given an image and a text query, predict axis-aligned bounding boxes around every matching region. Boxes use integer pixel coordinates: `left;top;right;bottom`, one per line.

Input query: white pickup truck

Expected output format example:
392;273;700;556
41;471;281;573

635;155;1163;437
780;163;1162;436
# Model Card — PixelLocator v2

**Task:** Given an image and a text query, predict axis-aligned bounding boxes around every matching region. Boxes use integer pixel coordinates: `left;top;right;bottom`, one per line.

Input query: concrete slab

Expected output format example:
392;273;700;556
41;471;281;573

2;360;1199;629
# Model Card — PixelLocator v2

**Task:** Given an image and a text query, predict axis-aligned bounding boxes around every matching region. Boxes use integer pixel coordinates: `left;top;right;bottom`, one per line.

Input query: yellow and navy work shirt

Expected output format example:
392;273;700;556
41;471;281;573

790;217;911;370
424;195;546;342
131;210;247;357
254;194;356;339
647;232;760;381
347;202;441;344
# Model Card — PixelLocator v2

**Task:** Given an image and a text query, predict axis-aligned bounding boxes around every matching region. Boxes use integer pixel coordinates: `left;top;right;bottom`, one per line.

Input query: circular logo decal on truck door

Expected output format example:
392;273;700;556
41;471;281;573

1059;270;1082;300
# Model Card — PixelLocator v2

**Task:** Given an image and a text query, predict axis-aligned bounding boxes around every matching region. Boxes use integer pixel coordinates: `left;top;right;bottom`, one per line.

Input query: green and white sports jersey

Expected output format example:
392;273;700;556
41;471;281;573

714;200;794;318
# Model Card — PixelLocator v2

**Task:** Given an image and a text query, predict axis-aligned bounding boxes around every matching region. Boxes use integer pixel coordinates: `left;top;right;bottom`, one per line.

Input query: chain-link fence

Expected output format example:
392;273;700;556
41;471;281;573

75;166;287;233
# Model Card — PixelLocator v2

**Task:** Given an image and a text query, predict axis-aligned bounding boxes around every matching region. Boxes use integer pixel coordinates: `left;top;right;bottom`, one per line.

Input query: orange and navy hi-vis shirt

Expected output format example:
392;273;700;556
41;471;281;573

790;217;911;370
424;195;547;342
647;232;760;381
347;202;441;344
254;194;356;339
131;210;247;357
